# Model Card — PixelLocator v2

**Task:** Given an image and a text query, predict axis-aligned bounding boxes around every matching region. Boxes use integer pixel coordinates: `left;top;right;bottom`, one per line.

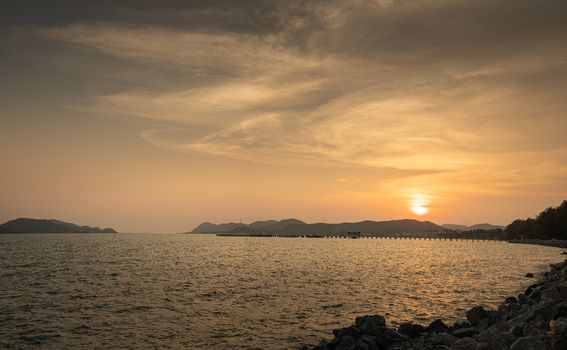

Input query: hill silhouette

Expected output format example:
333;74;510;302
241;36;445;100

0;218;117;234
192;218;444;235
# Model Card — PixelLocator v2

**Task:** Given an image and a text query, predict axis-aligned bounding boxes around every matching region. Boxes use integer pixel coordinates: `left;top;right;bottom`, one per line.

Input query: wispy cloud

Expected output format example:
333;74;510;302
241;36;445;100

21;0;567;195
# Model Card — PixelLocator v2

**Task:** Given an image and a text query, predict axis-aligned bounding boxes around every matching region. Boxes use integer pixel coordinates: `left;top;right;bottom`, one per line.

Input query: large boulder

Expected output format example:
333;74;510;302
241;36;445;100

397;322;413;336
355;315;386;336
452;327;477;338
466;306;488;327
477;310;503;329
428;319;448;333
335;326;362;339
527;302;558;322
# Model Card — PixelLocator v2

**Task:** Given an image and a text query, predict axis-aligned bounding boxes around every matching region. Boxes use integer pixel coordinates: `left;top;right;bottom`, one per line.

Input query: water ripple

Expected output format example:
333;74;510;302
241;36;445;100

0;233;562;349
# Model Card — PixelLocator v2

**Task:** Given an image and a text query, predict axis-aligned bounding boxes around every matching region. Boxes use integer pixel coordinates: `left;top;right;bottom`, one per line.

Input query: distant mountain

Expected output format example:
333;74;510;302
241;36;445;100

0;218;117;234
191;221;244;233
248;220;280;230
192;219;306;233
443;223;505;231
192;218;444;235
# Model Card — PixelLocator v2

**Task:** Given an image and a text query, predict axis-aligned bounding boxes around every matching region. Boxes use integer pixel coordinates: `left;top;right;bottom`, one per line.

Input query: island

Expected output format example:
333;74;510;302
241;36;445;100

0;218;117;234
190;218;446;236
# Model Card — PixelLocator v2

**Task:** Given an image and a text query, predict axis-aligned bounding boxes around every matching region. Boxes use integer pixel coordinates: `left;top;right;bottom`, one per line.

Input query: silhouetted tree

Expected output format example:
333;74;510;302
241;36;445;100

505;200;567;240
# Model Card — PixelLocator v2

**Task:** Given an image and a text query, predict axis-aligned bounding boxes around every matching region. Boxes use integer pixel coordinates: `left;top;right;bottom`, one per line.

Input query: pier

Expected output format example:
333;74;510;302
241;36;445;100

215;232;503;242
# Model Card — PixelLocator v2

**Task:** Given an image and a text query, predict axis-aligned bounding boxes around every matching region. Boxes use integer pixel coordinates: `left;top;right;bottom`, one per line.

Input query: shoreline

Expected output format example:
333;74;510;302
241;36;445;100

312;256;567;350
508;239;567;249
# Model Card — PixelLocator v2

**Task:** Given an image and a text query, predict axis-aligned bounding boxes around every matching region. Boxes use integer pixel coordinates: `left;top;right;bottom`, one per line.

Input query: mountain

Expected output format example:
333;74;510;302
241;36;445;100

248;220;279;230
192;218;444;235
192;219;307;233
277;219;444;235
0;218;118;233
443;223;505;231
191;221;244;233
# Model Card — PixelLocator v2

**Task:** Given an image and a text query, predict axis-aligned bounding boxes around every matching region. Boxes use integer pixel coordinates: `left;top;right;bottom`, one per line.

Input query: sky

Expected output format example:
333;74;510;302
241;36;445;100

1;0;567;232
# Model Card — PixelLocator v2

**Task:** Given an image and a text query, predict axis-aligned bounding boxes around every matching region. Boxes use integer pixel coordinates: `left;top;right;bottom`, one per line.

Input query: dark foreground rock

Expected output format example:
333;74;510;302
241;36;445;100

313;260;567;350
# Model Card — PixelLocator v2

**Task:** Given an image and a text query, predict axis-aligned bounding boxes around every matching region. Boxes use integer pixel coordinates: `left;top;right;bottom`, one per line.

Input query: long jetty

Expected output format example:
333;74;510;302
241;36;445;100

214;233;503;242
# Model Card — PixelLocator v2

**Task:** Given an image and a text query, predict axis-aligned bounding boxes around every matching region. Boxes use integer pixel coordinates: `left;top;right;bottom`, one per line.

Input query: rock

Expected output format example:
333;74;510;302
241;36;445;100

528;302;558;321
528;289;542;302
434;346;451;350
466;306;488;327
519;293;536;305
428;319;448;332
556;302;567;316
451;321;471;330
509;336;546;350
551;337;567;350
355;315;386;328
526;273;534;278
523;317;550;338
476;310;503;330
478;325;516;349
334;335;357;350
499;302;521;319
397;322;423;338
451;327;477;338
429;332;458;346
335;326;362;339
409;323;424;336
509;324;524;337
397;322;412;334
549;318;567;336
450;337;477;350
355;315;386;336
506;296;519;304
490;332;518;349
373;331;394;349
354;335;377;350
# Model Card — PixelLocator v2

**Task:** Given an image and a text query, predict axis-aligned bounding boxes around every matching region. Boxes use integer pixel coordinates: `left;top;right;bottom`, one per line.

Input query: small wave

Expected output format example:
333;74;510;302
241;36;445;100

322;303;344;309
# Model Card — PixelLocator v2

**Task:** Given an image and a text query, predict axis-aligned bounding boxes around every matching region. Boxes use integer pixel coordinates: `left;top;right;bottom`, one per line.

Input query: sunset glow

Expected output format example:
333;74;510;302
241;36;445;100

410;196;429;216
411;204;428;216
1;1;567;232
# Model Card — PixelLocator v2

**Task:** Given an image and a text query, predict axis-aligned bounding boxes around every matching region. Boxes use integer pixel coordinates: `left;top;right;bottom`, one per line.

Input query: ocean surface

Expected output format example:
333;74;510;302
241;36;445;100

0;234;563;349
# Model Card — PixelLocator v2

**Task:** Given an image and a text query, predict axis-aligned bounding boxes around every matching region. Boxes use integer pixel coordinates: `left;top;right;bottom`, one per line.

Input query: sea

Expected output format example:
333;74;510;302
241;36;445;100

0;233;563;349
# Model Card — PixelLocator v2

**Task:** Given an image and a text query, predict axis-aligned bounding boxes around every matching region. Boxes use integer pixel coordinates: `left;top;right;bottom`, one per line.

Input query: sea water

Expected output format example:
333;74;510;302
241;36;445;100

0;233;562;349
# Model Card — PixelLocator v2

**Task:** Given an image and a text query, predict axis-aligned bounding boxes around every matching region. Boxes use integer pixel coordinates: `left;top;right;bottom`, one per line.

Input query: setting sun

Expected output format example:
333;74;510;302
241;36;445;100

410;196;429;216
411;204;428;216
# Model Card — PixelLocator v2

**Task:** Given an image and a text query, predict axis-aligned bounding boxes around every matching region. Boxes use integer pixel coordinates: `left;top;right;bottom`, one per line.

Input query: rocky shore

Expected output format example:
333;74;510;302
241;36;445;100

313;260;567;350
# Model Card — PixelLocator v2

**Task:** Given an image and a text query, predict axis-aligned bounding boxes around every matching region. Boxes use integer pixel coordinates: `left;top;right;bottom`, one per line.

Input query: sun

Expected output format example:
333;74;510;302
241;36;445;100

411;204;428;216
410;196;429;216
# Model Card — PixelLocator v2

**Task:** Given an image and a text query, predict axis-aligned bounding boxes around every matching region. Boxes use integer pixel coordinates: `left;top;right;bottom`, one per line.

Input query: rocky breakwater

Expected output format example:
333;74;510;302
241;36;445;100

313;260;567;350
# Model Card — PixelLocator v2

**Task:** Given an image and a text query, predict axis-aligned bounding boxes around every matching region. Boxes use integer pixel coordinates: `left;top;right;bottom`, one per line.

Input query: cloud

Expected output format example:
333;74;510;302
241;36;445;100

12;0;567;197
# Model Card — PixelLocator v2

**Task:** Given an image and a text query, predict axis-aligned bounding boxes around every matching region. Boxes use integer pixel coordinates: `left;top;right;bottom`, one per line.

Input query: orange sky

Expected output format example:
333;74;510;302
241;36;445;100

1;1;567;232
